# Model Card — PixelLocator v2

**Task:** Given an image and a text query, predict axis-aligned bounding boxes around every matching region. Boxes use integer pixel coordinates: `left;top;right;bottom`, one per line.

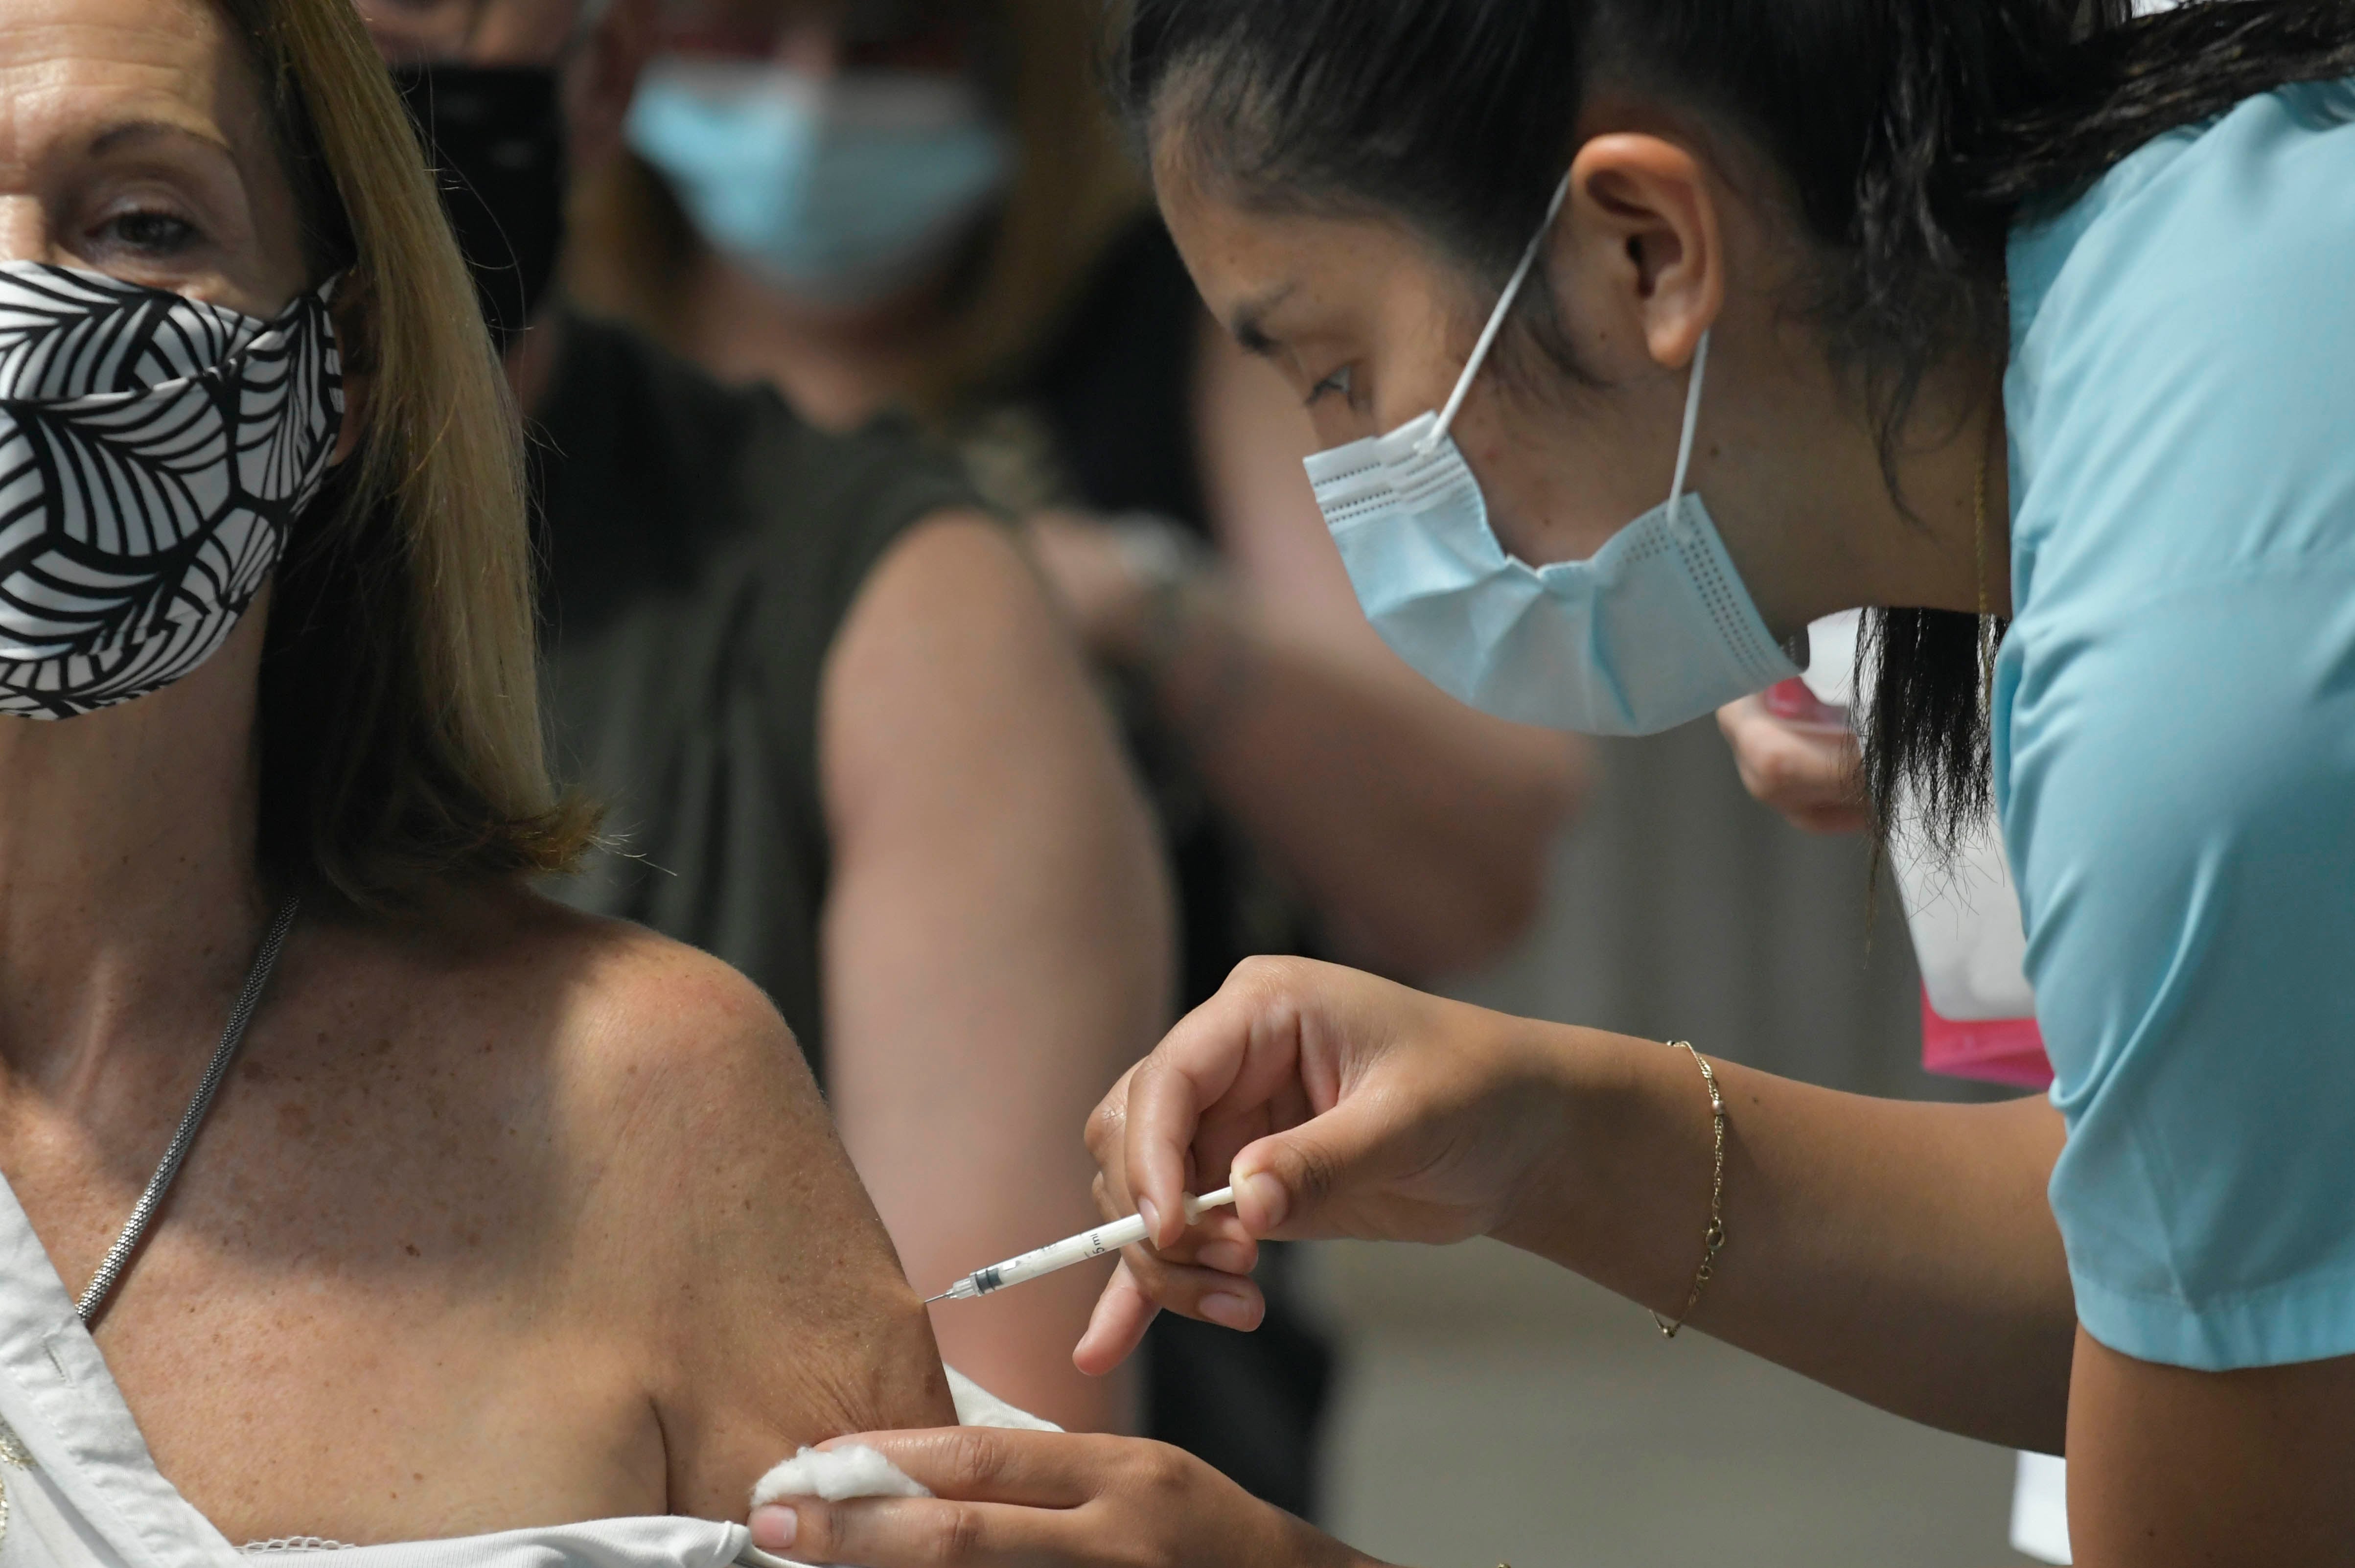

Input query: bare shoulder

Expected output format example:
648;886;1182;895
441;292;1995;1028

297;890;953;1503
478;890;829;1144
825;510;1066;724
822;508;1134;830
304;885;822;1133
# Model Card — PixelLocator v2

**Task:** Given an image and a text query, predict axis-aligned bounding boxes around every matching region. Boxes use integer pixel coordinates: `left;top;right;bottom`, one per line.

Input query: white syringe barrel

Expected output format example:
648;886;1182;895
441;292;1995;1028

967;1214;1150;1296
955;1186;1236;1299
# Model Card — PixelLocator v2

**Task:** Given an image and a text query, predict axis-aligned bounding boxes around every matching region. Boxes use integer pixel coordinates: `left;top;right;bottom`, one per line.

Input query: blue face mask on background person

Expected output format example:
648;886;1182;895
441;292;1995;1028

1304;180;1799;736
626;56;1014;307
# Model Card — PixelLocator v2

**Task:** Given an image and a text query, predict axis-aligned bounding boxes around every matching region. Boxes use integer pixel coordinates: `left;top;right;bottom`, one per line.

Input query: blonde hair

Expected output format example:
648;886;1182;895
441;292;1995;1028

227;0;596;905
566;0;1147;415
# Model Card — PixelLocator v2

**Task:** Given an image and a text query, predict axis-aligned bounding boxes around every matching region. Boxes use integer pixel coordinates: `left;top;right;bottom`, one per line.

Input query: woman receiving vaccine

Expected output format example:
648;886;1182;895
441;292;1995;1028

751;1;2355;1563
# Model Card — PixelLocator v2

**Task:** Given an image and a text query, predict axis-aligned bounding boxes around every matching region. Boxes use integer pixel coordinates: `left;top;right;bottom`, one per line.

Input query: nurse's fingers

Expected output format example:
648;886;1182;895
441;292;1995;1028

751;1428;1100;1565
1073;1253;1264;1376
1716;695;1869;834
1087;1170;1259;1276
855;1427;1111;1507
1086;1048;1293;1261
761;1495;1065;1567
756;1430;1331;1568
1118;956;1352;1249
1074;1256;1158;1374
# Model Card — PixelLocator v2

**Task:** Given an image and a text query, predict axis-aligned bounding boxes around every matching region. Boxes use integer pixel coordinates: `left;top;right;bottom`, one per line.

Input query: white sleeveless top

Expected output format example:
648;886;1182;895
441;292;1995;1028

0;1176;1043;1568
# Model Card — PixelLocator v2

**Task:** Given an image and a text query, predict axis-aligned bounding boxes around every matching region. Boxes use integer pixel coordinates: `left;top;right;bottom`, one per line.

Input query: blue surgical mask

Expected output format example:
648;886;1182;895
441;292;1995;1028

1305;180;1799;735
626;56;1013;307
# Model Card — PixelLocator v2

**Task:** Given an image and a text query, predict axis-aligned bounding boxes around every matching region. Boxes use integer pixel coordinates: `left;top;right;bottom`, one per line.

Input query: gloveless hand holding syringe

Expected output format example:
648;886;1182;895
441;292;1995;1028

925;1186;1237;1303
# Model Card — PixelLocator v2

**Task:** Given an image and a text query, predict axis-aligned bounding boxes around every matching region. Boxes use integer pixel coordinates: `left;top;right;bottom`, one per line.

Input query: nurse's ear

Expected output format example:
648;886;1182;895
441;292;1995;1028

1552;133;1725;375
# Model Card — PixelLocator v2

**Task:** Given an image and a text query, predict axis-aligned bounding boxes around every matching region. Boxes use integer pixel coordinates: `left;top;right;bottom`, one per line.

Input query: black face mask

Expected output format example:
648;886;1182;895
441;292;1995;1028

392;63;567;350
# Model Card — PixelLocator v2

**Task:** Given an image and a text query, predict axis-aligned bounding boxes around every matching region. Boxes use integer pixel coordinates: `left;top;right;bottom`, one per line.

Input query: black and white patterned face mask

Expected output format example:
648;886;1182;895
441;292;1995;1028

0;263;342;720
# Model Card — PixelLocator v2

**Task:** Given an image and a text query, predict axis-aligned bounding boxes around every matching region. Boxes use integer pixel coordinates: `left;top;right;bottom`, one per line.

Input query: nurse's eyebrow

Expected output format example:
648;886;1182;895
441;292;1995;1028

1227;283;1296;358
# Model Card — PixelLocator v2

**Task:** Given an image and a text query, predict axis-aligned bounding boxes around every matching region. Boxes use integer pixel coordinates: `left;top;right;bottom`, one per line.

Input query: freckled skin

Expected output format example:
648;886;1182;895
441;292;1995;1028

3;891;952;1544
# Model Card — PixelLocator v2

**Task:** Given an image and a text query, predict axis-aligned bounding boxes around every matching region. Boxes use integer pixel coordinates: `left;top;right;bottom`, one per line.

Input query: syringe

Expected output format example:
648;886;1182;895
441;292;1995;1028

925;1187;1237;1304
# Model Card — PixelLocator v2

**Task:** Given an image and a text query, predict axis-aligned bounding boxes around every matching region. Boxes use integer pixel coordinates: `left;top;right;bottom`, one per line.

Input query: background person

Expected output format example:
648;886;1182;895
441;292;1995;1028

572;0;1587;1067
0;0;953;1551
563;0;1586;1512
361;0;1172;1434
746;0;2355;1562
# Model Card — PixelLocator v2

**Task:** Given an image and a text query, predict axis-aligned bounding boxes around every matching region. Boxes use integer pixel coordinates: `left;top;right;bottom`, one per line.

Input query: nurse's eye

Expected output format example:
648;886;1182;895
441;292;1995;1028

1303;364;1354;408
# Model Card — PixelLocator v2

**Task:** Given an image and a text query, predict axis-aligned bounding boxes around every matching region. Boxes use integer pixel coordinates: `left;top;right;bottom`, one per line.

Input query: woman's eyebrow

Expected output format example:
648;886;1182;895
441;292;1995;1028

87;117;236;162
1227;282;1295;357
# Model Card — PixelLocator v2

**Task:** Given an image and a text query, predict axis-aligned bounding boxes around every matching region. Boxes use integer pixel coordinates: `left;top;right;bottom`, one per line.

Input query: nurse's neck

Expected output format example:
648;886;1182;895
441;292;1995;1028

1698;340;2014;638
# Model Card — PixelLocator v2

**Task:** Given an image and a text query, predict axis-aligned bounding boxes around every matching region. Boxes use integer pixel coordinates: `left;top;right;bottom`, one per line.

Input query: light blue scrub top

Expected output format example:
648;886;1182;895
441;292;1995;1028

1998;78;2355;1372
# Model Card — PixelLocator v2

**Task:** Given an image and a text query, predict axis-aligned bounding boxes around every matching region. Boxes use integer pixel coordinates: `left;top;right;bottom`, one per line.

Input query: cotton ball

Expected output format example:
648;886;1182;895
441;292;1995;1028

751;1445;933;1508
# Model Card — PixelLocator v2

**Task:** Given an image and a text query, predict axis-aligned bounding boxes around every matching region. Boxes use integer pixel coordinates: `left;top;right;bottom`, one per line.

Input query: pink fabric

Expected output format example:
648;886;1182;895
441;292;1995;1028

1921;989;2053;1089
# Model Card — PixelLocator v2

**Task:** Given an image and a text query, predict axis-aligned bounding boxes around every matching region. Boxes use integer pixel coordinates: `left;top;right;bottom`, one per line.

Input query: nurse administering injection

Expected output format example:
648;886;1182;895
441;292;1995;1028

757;3;2355;1563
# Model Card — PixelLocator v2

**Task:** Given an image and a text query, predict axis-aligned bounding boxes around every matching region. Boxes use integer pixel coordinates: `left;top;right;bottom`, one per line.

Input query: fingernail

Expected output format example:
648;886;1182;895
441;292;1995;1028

1136;1196;1162;1242
748;1506;798;1550
1201;1291;1257;1331
1241;1171;1288;1231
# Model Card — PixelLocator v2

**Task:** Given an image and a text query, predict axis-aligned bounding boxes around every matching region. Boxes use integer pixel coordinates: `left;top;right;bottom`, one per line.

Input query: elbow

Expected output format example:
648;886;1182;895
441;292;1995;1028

1339;772;1580;978
1346;851;1554;980
1428;767;1584;966
1529;736;1591;830
1439;856;1554;970
1476;855;1554;954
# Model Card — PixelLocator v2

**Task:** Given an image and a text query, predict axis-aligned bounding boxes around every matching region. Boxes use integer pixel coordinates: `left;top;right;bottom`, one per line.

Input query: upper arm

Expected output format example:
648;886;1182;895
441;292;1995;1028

560;934;956;1520
2067;1329;2355;1565
812;513;1170;1426
2006;568;2355;1372
815;511;1170;1081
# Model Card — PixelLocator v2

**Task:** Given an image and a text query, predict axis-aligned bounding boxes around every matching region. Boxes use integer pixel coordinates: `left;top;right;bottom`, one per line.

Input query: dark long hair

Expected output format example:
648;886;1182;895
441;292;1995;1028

1114;0;2355;846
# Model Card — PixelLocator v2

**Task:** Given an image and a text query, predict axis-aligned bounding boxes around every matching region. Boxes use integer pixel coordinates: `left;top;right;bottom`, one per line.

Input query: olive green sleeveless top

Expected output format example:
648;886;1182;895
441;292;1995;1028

532;313;978;1076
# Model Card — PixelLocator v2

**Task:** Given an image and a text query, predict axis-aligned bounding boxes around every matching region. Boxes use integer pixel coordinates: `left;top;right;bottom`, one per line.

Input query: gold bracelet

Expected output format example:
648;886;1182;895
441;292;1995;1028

1651;1040;1727;1339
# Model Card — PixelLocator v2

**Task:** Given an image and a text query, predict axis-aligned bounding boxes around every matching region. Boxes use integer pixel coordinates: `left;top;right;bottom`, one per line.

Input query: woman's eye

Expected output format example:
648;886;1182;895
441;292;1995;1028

98;209;202;256
1304;365;1354;407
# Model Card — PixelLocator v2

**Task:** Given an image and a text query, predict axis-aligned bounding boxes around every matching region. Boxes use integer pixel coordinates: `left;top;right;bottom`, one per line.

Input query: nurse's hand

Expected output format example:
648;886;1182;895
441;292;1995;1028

748;1428;1385;1567
1075;957;1586;1372
1715;693;1870;834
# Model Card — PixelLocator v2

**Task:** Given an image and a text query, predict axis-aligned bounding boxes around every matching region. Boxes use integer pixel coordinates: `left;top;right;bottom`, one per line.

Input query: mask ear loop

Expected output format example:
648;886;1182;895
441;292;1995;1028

1667;327;1711;508
1417;171;1577;457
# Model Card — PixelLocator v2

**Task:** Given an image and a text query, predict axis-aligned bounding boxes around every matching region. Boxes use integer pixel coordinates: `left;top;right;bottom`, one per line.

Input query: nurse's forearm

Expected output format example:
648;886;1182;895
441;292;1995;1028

1496;1031;2075;1453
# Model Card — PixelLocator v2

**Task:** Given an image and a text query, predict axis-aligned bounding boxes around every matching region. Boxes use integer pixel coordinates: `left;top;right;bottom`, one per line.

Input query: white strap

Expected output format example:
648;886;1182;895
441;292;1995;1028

1421;171;1576;454
1668;328;1711;506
